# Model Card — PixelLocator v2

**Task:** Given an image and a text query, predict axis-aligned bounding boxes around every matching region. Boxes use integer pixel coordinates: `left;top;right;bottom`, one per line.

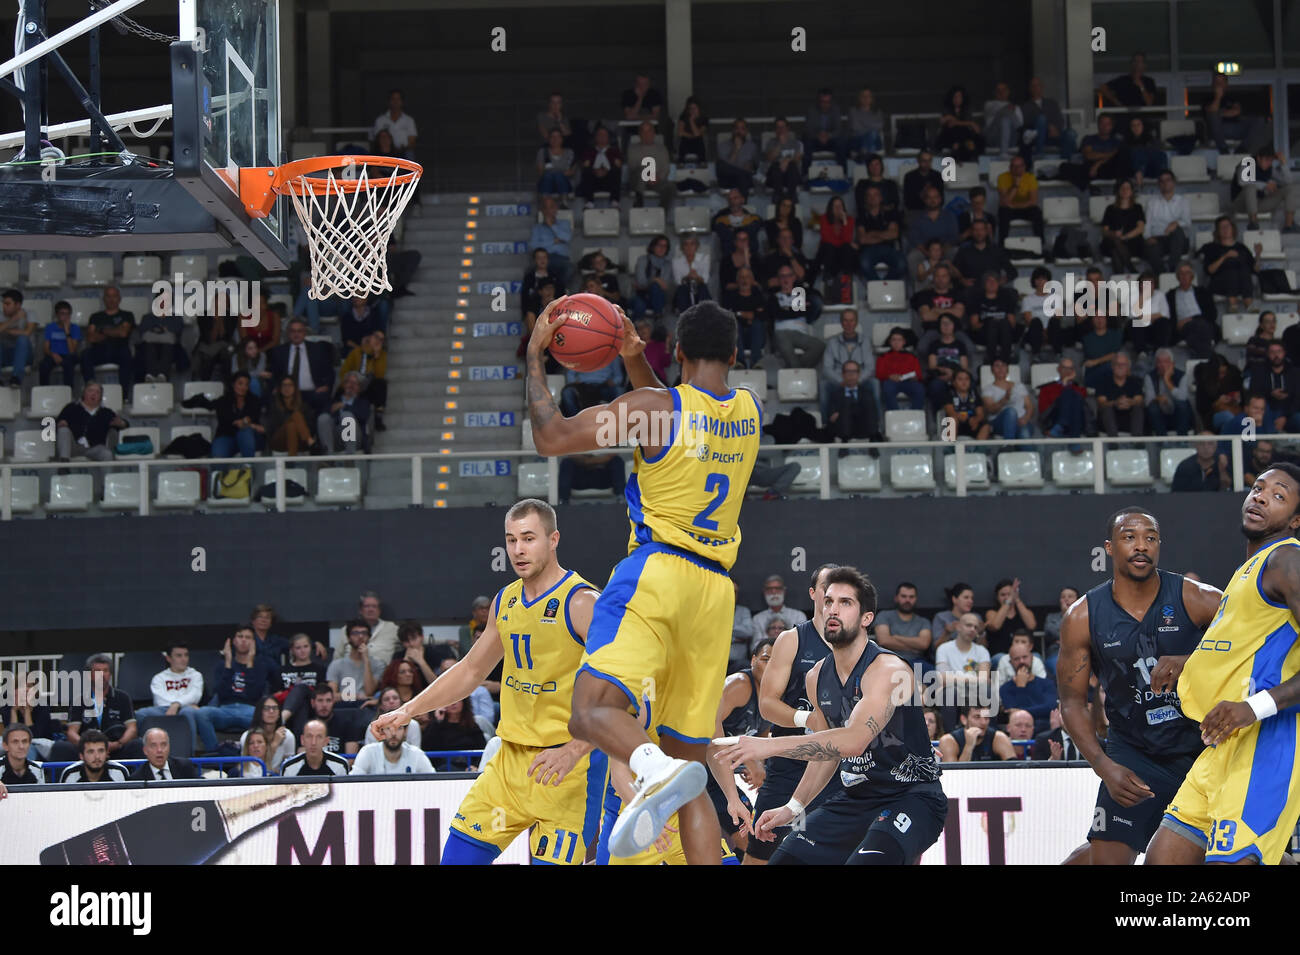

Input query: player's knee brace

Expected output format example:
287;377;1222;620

441;831;500;866
845;830;906;865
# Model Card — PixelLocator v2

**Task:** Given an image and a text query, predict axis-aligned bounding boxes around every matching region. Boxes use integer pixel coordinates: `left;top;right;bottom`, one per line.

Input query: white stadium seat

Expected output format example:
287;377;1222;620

777;368;817;402
1217;154;1247;181
102;472;142;511
1042;196;1081;226
628;207;666;236
73;256;115;287
517;462;548;498
0;259;18;287
998;451;1045;488
786;453;822;491
27;258;66;288
98;384;124;414
0;387;19;420
582;208;620;238
12;430;51;463
1160;447;1196;484
1003;235;1043;261
316;467;362;505
943;452;991;489
1262;271;1298;303
1029;363;1059;389
28;385;70;418
67;296;100;327
1187;192;1220;222
1169;155;1209;183
154;470;203;509
730;369;768;401
672;206;711;234
261;467;309;505
182;381;223;416
1244;229;1285;262
1088;195;1109;224
46;474;93;512
889;453;936;490
1051;449;1095;487
837;453;882;491
521;419;535;451
128;382;174;417
884;410;927;442
168;254;208;282
121;255;162;285
866;280;906;311
1221;313;1256;346
9;475;37;512
1106;449;1154;486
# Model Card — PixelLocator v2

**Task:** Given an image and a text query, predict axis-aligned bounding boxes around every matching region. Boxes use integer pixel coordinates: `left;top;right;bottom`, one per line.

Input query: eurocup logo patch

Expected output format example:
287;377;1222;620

544;597;560;619
1161;605;1175;626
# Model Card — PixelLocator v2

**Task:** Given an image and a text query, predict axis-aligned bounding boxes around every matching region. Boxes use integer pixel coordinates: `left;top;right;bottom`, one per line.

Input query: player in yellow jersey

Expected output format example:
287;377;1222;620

1146;464;1300;865
526;298;760;863
370;499;605;865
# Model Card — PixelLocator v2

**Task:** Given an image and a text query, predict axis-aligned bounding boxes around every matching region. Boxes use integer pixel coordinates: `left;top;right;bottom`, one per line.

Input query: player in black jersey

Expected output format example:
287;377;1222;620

716;566;945;865
1057;507;1222;864
748;562;841;864
705;637;773;856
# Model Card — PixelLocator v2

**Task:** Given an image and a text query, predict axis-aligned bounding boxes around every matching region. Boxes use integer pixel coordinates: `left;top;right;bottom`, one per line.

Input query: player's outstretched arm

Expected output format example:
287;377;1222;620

707;673;760;830
527;587;599;786
757;627;804;728
750;662;836;839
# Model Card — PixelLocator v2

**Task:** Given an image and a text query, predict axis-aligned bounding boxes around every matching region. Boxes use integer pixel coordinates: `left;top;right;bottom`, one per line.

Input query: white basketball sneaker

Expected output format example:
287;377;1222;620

608;758;707;858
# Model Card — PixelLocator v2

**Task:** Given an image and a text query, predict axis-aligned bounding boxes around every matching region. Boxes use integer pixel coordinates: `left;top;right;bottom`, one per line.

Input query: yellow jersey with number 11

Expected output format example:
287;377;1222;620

492;570;597;748
625;383;762;571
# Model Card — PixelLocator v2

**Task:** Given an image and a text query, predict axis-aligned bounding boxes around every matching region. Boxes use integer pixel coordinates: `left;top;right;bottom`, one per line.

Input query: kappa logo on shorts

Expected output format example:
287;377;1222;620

543;597;560;620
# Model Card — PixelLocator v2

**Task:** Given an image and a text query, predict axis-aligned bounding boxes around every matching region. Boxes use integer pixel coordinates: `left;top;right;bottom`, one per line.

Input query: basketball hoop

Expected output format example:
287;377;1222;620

239;155;422;300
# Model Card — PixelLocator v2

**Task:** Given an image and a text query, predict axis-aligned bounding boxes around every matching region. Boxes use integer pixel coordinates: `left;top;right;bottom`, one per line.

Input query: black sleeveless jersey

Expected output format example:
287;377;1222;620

773;620;829;737
721;669;762;737
1085;570;1203;759
815;640;942;797
948;726;998;761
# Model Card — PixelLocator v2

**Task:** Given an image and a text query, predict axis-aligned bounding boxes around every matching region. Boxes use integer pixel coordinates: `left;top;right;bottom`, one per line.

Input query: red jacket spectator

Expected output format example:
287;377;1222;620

876;350;922;381
819;216;856;247
1038;379;1085;416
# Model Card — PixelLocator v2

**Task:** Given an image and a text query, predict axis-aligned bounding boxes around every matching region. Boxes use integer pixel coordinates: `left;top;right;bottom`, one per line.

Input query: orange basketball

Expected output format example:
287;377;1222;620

547;293;625;373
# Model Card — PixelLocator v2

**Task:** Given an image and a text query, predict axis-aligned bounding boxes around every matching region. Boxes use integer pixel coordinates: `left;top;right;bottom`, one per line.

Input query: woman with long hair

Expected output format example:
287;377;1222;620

812;195;857;283
365;686;423;747
1246;311;1278;365
241;695;295;773
932;582;978;649
377;658;427;706
265;376;321;456
423;698;486;770
936;86;984;161
206;371;264;459
1100;179;1146;273
231;336;271;397
240;728;275;777
764;195;803;250
1201;215;1261;312
676;96;708;162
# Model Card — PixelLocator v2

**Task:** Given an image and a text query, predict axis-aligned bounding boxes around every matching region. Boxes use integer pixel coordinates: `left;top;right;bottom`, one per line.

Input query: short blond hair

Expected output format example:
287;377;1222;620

506;498;556;535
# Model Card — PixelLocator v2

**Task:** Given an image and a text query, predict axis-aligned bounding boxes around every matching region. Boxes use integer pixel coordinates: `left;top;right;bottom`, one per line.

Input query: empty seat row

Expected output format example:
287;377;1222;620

17;254;217;289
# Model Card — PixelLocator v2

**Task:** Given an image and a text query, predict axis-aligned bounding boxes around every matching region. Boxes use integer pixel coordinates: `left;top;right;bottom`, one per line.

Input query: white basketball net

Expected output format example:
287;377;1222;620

285;160;421;301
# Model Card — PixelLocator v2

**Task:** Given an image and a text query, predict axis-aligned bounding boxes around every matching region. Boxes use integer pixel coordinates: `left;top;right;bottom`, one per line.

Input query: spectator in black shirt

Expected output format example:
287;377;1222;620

129;726;201;780
195;626;280;753
1169;433;1223;493
391;620;456;687
721;267;767;368
1;724;42;786
1096;351;1145;436
80;286;135;399
1060;115;1132;189
1100;179;1146;272
957;186;996;242
1203;71;1271;155
922;313;972;409
295;684;362;755
1200;215;1260;311
856;185;906;280
281;720;351;776
423;699;487;770
1231;149;1298;233
1099;52;1157;110
621;74;663;126
968;271;1026;363
764;196;803;251
953;219;1016;287
277;633;328;699
55;381;127;462
759;227;812;291
826;360;879;442
1247;341;1300;433
935;87;985;162
902;150;944;212
913;264;968;337
47;653;142;762
854;154;901;220
1123;116;1168;185
522;248;563;318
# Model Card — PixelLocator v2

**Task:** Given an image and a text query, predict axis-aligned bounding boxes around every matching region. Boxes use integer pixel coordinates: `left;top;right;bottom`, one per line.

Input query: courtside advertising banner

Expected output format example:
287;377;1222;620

0;767;1099;865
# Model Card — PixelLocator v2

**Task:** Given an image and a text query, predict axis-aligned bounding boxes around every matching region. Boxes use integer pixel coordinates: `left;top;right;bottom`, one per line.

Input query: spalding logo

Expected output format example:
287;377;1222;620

565;309;593;327
553;331;566;348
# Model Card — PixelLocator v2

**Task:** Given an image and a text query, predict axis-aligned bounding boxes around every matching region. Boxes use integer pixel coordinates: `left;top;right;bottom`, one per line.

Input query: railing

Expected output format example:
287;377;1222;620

0;431;1282;514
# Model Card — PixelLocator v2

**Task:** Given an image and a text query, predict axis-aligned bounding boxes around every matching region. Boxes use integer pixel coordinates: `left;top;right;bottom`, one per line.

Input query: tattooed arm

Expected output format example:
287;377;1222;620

1056;595;1106;769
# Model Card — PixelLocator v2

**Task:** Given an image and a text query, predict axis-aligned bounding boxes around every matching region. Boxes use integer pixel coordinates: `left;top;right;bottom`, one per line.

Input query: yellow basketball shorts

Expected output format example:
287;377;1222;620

580;542;735;745
448;740;608;865
1163;711;1300;864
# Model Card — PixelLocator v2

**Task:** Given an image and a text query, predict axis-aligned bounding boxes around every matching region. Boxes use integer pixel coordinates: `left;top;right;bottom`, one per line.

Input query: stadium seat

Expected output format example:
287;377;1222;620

0;387;19;420
27;258;66;288
998;451;1045;488
1012;276;1034;296
115;427;160;459
521;419;535;451
1169;155;1209;183
545;374;564;404
316;467;362;505
986;160;1010;185
776;368;817;402
730;369;768;401
67;296;100;326
870;322;900;352
74;257;114;287
23;298;51;325
1157;272;1178;293
1088;195;1109;223
1051;449;1095;487
1029;362;1058;389
1187;192;1220;222
628;207;666;236
884;410;927;442
943;452;990;489
1160;447;1196;484
1262;271;1298;303
96;384;124;415
582;208;620;237
29;385;70;418
672;206;711;234
1106;449;1154;486
1216;154;1247;181
866;280;906;311
1274;313;1300;336
1003;235;1043;261
1042;196;1080;226
154;470;202;509
837;453;882;491
1221;313;1256;346
128;382;174;417
102;472;142;511
169;254;208;282
1159;118;1195;142
579;245;622;270
517;462;548;498
46;473;93;512
894;160;918;185
261;467;309;505
166;424;212;450
889;453;936;490
9;475;37;512
786;453;822;490
0;259;18;287
12;430;51;463
121;255;162;285
1243;229;1285;262
120;296;152;323
182;381;223;416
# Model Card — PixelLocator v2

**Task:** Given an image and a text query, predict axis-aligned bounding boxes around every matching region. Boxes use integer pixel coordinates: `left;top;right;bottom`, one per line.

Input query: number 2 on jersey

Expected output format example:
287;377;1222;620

693;472;730;531
510;633;533;669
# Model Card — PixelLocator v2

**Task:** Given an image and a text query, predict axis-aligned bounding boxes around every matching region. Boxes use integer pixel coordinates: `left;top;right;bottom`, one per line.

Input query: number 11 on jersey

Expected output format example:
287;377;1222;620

510;633;533;669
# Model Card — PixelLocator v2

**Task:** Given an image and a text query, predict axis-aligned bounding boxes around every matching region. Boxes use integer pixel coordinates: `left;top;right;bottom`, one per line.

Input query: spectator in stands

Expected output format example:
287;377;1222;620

855;153;901;220
751;575;808;648
671;235;712;313
523;248;563;318
713;188;764;259
924;709;942;745
938;706;1013;762
38;300;80;387
1247;311;1278;365
559;452;627;503
995;154;1043;243
676;97;708;163
231;337;270;398
955;220;1017;289
1018;267;1053;356
1242;438;1281;487
129;727;199;781
319;370;372;454
54;381;125;463
194;627;278;753
43;653;141;761
905;186;960;276
340;296;386;354
803;87;847;170
621;74;663;126
299;684;363;754
763;117;804;201
0;288;31;388
719;231;755;292
395;621;455;683
371;89;417;158
922;313;971;409
249;602;300;665
764;197;804;252
1201;215;1261;312
1167;261;1219;359
134;642;204;745
913;264;968;339
1003;708;1037;758
1;673;52;760
1100;179;1147;273
1099;52;1157;110
264;376;322;456
944;367;990;439
956;186;995;243
935;86;984;162
238;291;280;354
281;719;350;776
1247;341;1300;432
339;330;388;432
1123;115;1168;186
366;685;424;747
1039;357;1087;440
276;633;326;700
423;699;486;770
1020;76;1077;160
80;286;134;399
998;640;1057;735
1130;271;1171;356
714;118;759;195
377;658;427;712
191;309;235;382
245;697;294;771
1032;706;1087;761
1196;353;1244;431
326;621;378;703
983;357;1035;439
1097;350;1145;437
1143;347;1194;436
136;295;182;384
561;355;625;415
812;195;857;284
847;87;885;161
529;197;573;286
748;452;801;501
902;151;945;212
536;128;577;199
821;309;873;415
983;81;1022;158
856;185;906;281
1;724;41;786
1042;586;1079;677
826;360;879;443
933;582;978;650
577;124;624;202
1141;169;1192;274
200;371;261;457
640;319;671;379
1204;71;1271;156
874;582;933;670
58;729;130;783
1081;311;1123;389
722;266;766;368
351;592;399;667
355;725;435;776
1233;148;1298;233
458;597;491;659
238;728;274;776
269;318;334;417
1065;114;1132;189
994;631;1048;687
768;265;824;368
626;120;675;208
537;92;571;145
984;578;1037;660
630;235;672;321
968;271;1027;363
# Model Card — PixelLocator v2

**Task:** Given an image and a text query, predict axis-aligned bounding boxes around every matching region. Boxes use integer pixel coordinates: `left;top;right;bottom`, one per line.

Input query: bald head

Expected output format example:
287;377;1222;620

143;727;170;768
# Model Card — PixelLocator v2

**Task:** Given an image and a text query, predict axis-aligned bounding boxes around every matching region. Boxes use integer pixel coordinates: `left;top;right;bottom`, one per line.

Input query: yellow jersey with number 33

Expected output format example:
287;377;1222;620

625;383;762;570
493;570;597;748
1178;539;1300;722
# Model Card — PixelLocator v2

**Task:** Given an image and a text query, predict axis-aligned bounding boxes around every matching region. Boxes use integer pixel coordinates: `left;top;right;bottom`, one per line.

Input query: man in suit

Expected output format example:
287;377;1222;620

320;370;373;454
1164;262;1217;359
269;318;335;415
826;360;879;442
1031;706;1087;761
129;727;200;780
